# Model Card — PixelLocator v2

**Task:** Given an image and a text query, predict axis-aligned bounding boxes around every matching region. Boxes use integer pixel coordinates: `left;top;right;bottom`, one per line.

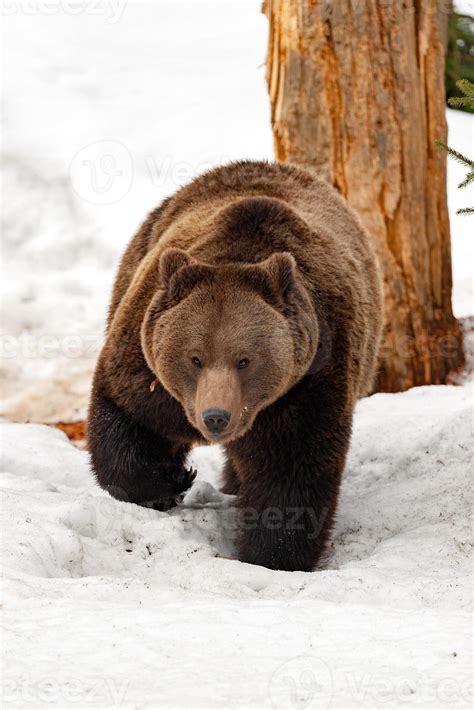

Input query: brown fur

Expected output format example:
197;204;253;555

88;161;383;571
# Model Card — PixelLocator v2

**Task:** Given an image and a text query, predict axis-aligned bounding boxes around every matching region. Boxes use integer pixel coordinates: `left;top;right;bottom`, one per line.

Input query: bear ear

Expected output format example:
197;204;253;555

258;252;297;296
159;248;193;288
159;248;212;302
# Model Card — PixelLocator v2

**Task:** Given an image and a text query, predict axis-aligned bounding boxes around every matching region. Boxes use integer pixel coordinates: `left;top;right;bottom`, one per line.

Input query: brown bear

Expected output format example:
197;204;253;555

88;161;383;572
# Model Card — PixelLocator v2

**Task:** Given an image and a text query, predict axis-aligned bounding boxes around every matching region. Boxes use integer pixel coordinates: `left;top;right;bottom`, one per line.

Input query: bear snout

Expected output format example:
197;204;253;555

202;408;230;436
194;366;242;440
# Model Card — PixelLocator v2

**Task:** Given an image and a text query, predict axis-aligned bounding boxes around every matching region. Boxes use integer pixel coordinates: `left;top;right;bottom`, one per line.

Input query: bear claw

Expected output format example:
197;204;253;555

173;466;197;489
141;466;197;512
142;496;183;512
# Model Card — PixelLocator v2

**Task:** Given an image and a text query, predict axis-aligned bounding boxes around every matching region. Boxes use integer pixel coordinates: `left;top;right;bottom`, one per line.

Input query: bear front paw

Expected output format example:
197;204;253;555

141;466;197;512
171;465;198;493
141;494;185;512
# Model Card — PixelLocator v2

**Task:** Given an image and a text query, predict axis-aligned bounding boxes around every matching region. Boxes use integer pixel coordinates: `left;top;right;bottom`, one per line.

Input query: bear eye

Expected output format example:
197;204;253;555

191;356;202;369
237;358;249;370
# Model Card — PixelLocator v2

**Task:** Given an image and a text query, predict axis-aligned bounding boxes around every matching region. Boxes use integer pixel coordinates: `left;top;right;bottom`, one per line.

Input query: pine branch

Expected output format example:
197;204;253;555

449;97;474;108
458;171;474;189
448;79;474;111
436;141;474;169
437;79;474;218
456;79;474;98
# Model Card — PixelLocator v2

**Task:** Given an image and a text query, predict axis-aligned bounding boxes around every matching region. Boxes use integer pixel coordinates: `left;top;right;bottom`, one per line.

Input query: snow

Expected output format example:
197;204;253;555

2;382;472;708
447;108;474;319
454;0;474;14
2;3;471;423
1;1;273;423
1;2;473;708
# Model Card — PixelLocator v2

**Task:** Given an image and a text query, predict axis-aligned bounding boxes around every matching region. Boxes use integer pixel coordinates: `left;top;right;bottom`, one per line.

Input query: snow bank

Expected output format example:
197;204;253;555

2;4;472;422
2;383;472;708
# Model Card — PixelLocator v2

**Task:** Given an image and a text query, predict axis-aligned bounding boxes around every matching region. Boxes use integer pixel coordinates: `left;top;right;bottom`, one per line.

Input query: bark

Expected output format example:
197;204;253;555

264;0;464;391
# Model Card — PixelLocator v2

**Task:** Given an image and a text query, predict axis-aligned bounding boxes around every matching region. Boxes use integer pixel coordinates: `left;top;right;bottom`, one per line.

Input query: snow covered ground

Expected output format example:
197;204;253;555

1;2;473;708
2;382;472;708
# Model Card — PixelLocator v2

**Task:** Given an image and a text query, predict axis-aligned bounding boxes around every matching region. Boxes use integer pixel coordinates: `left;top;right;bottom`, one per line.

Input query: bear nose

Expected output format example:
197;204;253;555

202;408;230;435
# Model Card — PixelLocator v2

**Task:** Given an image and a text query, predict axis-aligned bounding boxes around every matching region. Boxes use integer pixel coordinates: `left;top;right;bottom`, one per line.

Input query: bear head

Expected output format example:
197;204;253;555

141;247;318;443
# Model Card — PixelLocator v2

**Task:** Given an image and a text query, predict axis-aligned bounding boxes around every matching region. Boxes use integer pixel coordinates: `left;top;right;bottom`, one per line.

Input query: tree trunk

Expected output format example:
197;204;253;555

264;0;464;392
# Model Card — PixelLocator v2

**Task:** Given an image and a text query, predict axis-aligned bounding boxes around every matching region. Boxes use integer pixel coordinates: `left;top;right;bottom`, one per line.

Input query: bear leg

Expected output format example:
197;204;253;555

231;379;352;572
221;458;241;495
88;387;196;510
